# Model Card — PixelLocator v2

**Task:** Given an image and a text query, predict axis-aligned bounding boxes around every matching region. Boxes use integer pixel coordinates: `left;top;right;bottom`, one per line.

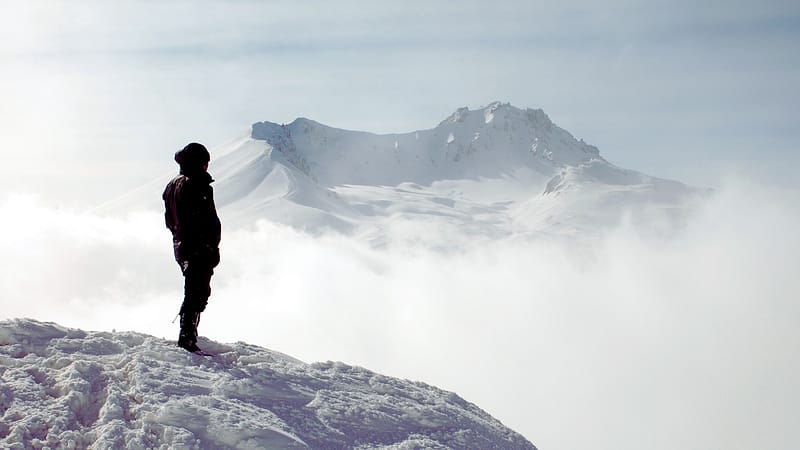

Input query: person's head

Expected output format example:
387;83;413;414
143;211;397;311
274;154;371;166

174;142;210;173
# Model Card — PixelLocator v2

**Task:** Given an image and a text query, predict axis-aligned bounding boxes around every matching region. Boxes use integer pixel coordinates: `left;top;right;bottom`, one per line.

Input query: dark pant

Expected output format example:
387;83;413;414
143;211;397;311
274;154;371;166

179;259;214;313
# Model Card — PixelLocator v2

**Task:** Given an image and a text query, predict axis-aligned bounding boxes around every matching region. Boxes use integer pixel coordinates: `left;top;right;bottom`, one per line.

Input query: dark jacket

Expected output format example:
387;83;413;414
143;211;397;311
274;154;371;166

163;169;221;266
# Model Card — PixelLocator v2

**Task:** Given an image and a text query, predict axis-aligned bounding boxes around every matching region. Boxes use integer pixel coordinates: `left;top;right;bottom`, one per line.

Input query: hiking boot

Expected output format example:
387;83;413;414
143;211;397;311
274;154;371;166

178;312;202;352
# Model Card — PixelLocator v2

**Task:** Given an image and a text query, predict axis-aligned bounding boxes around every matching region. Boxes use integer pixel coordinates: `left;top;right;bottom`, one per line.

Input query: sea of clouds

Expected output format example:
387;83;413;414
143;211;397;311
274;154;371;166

1;178;798;450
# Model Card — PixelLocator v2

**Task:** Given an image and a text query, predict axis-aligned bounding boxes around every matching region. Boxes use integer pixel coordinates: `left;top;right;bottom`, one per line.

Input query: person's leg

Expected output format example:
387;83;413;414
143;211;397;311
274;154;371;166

178;261;214;351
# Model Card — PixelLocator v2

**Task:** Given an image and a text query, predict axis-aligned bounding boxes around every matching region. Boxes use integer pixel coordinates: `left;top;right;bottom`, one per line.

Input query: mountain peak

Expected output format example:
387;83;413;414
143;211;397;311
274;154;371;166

440;101;517;126
242;102;603;187
438;102;555;130
289;117;324;128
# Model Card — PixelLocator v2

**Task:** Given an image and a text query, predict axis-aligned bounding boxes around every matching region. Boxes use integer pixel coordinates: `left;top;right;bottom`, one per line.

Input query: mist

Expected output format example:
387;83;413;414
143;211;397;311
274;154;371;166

1;178;798;450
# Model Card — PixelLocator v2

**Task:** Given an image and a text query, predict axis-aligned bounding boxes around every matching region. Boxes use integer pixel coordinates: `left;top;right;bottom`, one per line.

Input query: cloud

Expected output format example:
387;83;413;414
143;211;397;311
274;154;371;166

1;178;798;449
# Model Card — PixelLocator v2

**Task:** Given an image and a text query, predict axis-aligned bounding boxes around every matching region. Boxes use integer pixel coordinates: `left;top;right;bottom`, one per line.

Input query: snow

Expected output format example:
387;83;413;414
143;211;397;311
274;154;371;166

188;102;699;241
97;101;703;243
242;102;601;187
0;319;536;449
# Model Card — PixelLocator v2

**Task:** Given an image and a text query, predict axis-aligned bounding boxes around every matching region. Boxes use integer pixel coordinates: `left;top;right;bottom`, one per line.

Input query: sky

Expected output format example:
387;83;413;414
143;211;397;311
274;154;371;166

1;1;799;449
0;0;798;206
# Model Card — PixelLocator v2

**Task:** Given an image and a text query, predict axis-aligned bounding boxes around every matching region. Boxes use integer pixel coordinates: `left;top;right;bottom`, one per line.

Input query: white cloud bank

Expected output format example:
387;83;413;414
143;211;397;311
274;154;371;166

1;178;798;450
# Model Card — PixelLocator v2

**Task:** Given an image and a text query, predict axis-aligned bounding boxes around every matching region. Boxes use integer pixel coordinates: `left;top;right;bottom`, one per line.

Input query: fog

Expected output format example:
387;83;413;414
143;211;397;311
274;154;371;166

1;178;798;450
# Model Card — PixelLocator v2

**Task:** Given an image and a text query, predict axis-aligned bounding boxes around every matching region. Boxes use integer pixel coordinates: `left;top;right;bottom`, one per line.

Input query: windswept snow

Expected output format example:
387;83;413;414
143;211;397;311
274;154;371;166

0;319;536;450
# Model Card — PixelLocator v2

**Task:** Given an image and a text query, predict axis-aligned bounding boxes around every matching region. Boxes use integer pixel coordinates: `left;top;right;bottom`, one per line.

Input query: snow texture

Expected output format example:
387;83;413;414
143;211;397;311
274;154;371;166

0;319;536;450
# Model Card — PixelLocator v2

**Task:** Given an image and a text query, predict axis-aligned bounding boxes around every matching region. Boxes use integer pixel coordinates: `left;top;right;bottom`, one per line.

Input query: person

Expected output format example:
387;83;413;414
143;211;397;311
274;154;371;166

162;142;221;352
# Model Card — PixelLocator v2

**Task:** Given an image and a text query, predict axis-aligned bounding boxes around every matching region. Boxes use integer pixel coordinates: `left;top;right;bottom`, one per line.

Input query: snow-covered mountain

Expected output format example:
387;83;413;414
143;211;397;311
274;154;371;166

103;101;702;243
207;102;701;240
0;319;536;449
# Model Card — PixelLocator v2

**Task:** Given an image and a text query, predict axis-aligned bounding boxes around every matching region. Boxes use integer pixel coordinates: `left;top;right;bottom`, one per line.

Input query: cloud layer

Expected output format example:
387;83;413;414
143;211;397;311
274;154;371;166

1;179;798;450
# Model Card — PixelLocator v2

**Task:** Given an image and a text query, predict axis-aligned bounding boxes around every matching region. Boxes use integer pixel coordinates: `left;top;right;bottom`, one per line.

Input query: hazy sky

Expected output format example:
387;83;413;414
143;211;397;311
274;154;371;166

0;0;798;205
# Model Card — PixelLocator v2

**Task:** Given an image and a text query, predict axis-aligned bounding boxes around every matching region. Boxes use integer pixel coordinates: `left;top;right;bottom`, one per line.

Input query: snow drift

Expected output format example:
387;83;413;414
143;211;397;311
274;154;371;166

0;319;536;449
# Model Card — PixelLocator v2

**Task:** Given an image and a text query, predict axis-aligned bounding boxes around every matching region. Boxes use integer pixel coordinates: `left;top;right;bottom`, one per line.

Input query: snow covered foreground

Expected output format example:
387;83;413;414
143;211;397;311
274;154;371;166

0;319;536;450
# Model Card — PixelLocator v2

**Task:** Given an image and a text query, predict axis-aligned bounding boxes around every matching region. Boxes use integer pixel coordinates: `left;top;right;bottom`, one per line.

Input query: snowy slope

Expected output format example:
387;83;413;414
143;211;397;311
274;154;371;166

210;134;354;233
207;102;701;239
0;319;536;450
101;101;702;240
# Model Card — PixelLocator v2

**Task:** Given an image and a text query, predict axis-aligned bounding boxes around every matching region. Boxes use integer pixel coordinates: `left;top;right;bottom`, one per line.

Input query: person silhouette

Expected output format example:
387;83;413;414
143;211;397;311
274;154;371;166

162;142;221;352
